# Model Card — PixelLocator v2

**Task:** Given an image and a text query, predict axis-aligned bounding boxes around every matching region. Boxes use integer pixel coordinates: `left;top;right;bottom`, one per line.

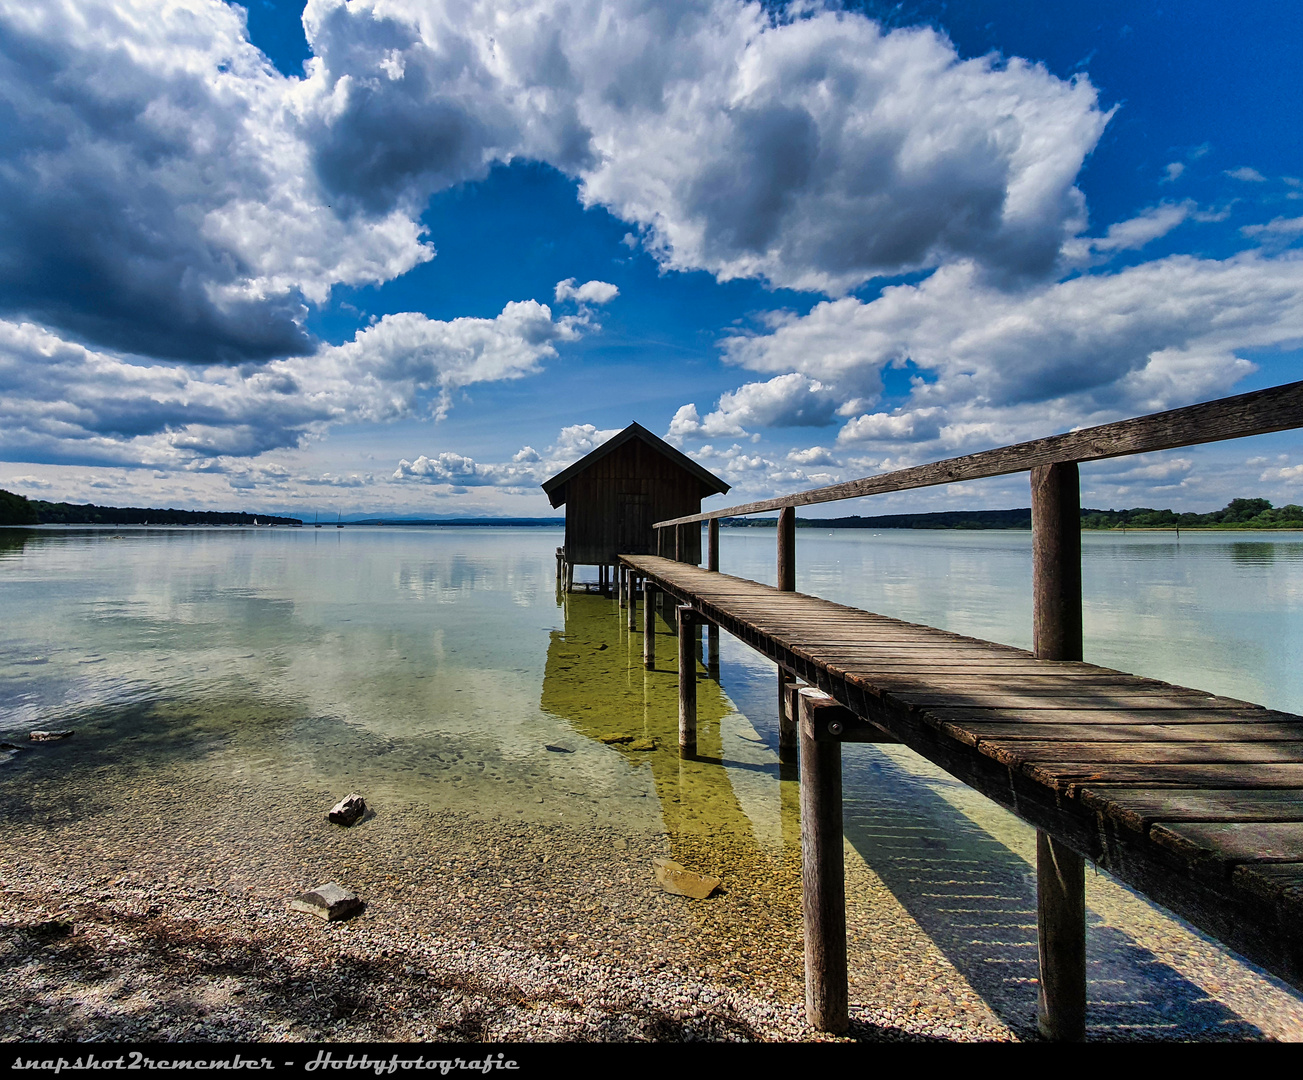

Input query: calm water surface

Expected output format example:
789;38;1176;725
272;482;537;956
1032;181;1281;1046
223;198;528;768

718;527;1303;717
4;524;1303;1038
3;524;1303;803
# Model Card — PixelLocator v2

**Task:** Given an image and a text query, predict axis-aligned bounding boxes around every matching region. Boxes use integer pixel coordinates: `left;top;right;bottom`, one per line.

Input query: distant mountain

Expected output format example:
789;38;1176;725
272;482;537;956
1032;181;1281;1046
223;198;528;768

0;489;301;527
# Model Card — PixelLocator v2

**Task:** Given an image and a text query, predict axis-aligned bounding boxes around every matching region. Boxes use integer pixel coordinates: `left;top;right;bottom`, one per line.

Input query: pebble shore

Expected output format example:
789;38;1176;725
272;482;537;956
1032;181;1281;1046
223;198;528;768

0;757;1014;1044
4;727;1301;1043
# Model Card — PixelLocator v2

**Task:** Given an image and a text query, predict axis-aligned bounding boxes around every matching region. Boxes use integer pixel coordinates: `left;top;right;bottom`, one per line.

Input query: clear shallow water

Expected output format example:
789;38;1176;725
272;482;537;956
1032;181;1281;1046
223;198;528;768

3;524;1303;815
716;527;1303;717
4;524;1303;1038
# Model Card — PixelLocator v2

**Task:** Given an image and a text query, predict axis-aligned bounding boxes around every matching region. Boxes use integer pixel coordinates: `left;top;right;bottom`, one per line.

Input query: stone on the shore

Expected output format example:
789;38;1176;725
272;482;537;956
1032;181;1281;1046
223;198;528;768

289;882;362;921
598;733;632;745
327;792;366;826
29;730;73;742
628;738;657;751
652;856;721;900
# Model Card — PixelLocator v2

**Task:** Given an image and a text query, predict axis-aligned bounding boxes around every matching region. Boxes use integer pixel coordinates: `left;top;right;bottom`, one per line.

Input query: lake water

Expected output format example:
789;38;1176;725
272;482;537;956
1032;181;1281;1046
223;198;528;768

3;524;1302;1039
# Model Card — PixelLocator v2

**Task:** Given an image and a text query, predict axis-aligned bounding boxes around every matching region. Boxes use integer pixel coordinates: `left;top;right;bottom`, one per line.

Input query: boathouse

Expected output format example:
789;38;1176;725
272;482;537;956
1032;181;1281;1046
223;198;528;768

541;422;729;575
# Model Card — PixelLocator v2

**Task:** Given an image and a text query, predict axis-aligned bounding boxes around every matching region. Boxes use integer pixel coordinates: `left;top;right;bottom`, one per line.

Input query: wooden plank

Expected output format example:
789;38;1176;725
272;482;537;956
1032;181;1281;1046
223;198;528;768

846;674;1178;690
1230;862;1303;910
1150;822;1303;874
1024;762;1303;794
884;689;1245;710
780;657;1086;670
930;706;1274;725
982;741;1303;768
653;379;1303;525
848;687;1234;711
958;722;1303;744
1077;788;1303;832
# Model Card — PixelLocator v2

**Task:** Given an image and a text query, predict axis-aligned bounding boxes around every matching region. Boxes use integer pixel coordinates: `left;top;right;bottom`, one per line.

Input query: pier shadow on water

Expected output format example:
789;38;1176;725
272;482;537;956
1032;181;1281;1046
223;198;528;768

838;746;1265;1040
706;625;1269;1040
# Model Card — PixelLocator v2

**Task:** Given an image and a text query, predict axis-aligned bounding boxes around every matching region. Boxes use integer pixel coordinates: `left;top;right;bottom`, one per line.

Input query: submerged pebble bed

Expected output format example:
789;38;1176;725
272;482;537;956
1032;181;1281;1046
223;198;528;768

5;531;1303;1043
0;763;1009;1043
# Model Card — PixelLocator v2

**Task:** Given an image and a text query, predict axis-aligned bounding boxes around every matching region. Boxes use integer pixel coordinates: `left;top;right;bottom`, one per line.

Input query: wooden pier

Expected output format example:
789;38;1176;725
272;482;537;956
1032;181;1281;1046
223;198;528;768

616;380;1303;1040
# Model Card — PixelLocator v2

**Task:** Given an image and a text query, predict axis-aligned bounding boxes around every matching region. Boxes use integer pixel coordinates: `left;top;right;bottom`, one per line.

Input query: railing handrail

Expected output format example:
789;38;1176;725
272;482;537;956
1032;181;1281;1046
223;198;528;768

653;379;1303;528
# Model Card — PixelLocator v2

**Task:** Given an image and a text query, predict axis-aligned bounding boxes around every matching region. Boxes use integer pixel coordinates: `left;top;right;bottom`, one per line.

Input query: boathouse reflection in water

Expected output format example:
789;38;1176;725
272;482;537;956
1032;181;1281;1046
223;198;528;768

540;584;1266;1039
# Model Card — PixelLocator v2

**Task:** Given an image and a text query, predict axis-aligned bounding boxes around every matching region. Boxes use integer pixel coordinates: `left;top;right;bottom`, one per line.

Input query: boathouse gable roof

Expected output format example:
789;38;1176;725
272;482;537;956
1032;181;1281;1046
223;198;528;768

540;422;730;509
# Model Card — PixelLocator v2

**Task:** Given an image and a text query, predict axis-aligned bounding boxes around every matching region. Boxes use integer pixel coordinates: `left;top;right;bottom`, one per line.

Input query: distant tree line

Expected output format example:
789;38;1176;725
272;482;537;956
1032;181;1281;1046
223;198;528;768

1080;498;1303;529
0;489;301;527
721;498;1303;531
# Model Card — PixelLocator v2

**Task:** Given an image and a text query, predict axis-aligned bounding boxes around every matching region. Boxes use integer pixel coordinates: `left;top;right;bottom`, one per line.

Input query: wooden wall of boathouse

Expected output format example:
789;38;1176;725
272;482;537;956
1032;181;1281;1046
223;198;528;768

563;438;708;565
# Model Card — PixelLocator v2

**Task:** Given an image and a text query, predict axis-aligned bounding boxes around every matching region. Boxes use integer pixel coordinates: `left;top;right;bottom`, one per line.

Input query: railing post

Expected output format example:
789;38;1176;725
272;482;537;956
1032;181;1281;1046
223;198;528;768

678;605;697;757
702;520;721;673
1031;461;1087;1042
797;688;849;1033
657;526;666;558
675;523;683;562
643;583;657;669
777;506;797;763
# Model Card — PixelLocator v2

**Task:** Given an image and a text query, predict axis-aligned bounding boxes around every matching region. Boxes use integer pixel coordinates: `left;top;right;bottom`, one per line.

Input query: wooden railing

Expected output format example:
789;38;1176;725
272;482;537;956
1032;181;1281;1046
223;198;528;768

644;378;1303;1040
653;379;1303;530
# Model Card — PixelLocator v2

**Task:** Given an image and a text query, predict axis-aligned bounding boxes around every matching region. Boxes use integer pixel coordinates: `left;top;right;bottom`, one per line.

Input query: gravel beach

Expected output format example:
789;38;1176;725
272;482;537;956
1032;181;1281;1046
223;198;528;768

4;739;1302;1044
0;758;1010;1044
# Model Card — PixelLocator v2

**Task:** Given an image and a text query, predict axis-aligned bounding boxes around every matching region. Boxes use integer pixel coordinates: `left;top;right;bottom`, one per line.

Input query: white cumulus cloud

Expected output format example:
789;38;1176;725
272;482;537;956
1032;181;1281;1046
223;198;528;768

0;298;588;466
554;279;620;305
715;251;1303;453
667;373;840;442
393;423;623;489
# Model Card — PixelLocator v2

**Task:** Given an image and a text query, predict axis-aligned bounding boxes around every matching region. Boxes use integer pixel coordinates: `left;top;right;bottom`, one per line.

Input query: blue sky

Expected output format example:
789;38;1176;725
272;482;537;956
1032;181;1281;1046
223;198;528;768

1;0;1301;518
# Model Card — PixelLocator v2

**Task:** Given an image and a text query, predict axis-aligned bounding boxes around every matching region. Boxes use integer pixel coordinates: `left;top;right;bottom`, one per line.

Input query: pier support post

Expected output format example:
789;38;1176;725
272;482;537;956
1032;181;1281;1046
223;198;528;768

618;565;626;608
777;505;798;763
1031;461;1087;1042
643;583;657;669
628;573;638;631
797;688;848;1033
678;605;697;757
1036;831;1086;1042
